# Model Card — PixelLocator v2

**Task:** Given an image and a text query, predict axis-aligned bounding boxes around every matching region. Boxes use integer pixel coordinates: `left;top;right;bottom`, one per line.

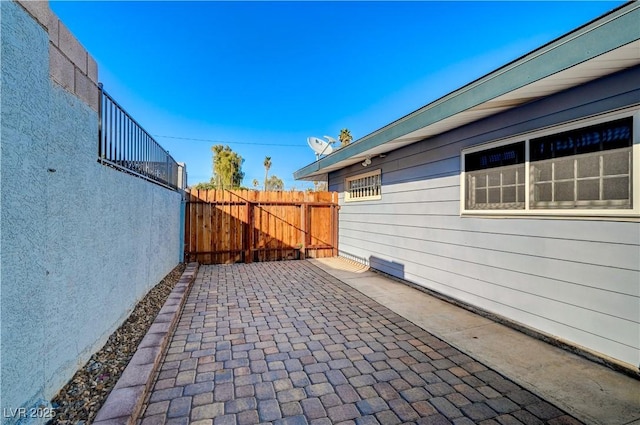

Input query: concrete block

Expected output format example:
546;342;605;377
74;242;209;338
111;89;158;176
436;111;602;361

58;20;87;73
49;44;74;91
93;385;145;421
48;15;59;46
88;81;100;112
149;322;171;334
88;54;98;84
158;304;179;315
74;66;88;98
154;313;175;324
74;68;99;111
138;332;165;349
130;346;162;366
16;1;50;29
113;362;154;390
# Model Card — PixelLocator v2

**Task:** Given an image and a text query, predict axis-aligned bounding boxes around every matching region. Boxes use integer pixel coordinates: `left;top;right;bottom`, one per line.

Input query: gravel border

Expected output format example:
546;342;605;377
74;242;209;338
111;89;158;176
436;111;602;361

92;263;198;425
51;264;187;425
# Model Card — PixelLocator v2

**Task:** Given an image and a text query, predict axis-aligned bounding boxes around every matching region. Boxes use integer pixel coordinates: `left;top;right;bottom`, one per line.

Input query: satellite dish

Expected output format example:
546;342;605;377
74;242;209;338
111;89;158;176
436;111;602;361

324;136;337;145
307;136;334;159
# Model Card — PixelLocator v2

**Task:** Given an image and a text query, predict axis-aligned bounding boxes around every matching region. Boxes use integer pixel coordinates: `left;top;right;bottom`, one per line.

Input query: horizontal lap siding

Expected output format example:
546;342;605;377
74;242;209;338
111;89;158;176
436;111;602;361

330;66;640;369
341;218;639;277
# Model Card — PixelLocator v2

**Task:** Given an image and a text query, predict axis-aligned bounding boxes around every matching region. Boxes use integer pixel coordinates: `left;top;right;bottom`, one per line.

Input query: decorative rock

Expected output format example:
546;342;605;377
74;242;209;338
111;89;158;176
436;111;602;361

50;264;187;424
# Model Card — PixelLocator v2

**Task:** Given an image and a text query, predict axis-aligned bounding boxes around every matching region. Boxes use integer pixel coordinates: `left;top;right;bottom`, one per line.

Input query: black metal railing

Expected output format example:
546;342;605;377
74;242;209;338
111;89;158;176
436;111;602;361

98;84;179;190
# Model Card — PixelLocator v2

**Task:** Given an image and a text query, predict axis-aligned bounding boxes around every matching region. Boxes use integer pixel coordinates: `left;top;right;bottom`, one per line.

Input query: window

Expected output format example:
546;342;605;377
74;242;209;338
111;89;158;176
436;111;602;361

461;111;638;217
465;142;526;210
529;118;632;209
345;169;381;202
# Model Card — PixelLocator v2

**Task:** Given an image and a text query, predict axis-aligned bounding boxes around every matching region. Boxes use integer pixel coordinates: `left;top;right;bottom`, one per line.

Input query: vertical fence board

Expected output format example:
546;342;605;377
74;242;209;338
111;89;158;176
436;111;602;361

223;190;230;264
276;191;282;261
211;190;217;264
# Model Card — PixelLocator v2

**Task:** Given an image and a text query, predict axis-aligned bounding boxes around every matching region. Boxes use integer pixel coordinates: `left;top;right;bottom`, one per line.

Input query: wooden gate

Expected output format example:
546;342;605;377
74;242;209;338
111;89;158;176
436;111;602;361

184;189;339;264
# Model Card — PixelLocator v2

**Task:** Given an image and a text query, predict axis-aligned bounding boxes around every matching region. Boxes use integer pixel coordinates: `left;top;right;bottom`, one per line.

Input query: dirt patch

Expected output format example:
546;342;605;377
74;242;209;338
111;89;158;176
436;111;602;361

51;263;187;424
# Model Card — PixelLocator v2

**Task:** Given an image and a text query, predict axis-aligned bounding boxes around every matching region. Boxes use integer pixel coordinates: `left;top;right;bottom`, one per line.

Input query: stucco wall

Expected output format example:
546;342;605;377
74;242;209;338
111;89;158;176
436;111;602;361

0;1;182;421
329;66;640;372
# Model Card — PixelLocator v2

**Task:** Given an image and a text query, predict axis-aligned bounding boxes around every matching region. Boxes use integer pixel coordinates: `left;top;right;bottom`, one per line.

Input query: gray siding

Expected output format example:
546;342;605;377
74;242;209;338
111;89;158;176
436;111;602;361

330;66;640;370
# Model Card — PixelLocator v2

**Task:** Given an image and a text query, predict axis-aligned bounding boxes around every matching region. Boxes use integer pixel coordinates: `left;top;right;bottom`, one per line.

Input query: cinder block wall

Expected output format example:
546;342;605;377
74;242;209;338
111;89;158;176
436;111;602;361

0;2;182;421
19;0;99;110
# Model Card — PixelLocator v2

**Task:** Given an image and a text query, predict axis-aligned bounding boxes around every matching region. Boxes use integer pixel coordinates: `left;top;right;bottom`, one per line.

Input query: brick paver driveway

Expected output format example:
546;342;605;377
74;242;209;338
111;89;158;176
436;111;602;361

139;261;580;425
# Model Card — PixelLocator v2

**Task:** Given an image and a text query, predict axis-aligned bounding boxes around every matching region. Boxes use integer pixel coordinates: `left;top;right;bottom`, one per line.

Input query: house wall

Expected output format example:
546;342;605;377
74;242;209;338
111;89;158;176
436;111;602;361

0;2;182;421
329;65;640;372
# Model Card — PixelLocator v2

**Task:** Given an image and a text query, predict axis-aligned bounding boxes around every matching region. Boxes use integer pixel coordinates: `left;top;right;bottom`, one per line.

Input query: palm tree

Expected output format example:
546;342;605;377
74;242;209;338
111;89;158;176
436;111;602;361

252;179;259;189
263;156;272;191
339;128;353;147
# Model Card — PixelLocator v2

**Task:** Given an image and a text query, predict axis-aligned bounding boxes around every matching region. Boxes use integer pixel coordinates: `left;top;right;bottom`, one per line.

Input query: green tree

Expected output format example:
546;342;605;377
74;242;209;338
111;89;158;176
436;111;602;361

211;145;244;189
339;128;353;147
265;175;284;191
192;181;216;190
263;156;272;191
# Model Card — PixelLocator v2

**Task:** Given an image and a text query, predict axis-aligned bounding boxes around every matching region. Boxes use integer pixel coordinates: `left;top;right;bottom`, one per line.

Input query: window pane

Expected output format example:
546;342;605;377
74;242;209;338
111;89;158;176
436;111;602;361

577;180;599;201
577;155;599;178
555;181;574;202
517;185;525;203
535;183;552;202
533;163;552;182
488;188;501;204
502;168;516;185
488;171;501;187
503;186;516;203
475;188;487;204
530;117;632;161
465;142;525;171
603;177;629;200
603;150;629;176
554;159;574;180
465;165;525;210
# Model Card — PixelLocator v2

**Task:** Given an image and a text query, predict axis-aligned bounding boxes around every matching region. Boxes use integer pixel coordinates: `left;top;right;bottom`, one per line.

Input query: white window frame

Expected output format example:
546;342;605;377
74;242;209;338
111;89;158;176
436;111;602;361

460;107;640;219
345;169;382;202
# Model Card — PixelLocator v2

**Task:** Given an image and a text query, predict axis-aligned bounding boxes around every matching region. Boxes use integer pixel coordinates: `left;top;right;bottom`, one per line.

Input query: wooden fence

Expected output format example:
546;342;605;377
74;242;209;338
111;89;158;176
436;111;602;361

184;189;339;264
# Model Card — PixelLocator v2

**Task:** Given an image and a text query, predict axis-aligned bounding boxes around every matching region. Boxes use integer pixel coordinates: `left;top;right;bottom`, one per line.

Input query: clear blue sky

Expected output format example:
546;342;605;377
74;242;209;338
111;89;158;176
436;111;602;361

50;1;624;189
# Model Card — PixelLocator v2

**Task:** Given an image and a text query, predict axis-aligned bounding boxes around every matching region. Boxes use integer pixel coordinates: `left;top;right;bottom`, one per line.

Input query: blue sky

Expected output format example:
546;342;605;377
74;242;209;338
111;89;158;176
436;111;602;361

50;1;624;189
